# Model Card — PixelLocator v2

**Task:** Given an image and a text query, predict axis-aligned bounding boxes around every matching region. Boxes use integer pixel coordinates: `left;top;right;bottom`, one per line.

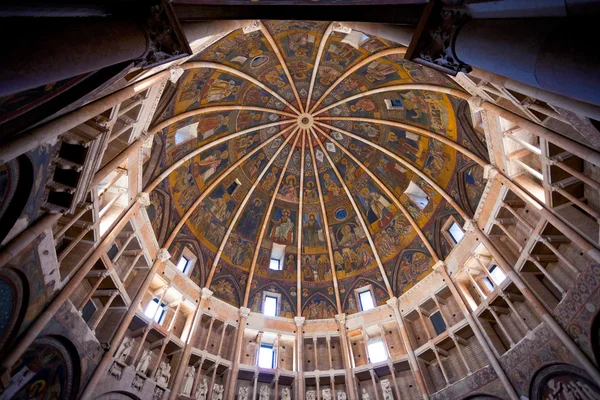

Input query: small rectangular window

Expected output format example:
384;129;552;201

489;265;506;285
359;290;375;311
144;298;167;324
390;99;403;108
448;222;465;244
258;344;275;369
269;243;286;271
367;339;387;363
264;296;278;317
227;180;240;195
176;256;190;273
430;311;447;335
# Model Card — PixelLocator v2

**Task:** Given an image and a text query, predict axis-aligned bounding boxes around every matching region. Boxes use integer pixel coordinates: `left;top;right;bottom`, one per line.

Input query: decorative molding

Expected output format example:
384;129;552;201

331;22;352;34
242;20;260;34
157;248;171;262
137;192;151;207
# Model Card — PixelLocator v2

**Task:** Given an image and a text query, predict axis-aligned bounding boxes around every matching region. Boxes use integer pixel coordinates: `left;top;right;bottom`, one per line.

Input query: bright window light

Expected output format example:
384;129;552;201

404;181;429;209
144;298;166;324
176;256;190;273
359;290;375;311
263;296;278;317
448;222;465;244
269;244;286;271
367;340;387;363
489;265;507;285
258;345;275;369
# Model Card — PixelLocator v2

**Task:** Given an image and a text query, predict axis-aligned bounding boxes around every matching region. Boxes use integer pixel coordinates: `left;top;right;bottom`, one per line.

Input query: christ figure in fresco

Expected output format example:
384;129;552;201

270;209;294;244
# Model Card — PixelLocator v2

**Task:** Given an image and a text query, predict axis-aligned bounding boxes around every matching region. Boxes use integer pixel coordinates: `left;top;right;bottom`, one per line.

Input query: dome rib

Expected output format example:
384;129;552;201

306;22;336;112
243;129;302;307
257;21;304;113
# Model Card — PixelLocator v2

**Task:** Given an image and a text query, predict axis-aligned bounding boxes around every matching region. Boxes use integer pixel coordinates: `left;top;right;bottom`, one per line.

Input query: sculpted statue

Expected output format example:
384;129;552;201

115;338;133;363
306;390;316;400
322;388;332;400
181;366;195;396
281;387;291;400
337;391;347;400
155;361;171;386
361;388;370;400
196;378;208;400
259;385;270;400
381;379;393;400
136;350;152;374
238;386;249;400
212;384;224;400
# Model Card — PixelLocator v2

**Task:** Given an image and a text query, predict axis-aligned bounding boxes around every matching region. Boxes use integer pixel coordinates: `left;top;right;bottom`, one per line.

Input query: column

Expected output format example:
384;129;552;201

170;288;213;400
435;262;520;400
252;372;259;400
432;297;471;374
431;345;450;386
369;369;381;400
80;244;171;399
472;223;600;383
111;232;136;264
78;271;109;311
227;307;250;400
386;360;402;400
54;203;93;240
167;296;183;332
416;308;433;341
1;193;147;387
386;298;429;400
295;317;305;400
335;314;358;400
122;251;144;283
150;339;169;379
132;326;152;367
89;291;119;331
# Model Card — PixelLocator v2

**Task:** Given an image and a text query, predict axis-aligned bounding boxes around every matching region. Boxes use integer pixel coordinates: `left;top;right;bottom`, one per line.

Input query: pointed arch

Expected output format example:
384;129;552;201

209;274;243;308
342;276;389;311
301;291;339;319
249;281;297;315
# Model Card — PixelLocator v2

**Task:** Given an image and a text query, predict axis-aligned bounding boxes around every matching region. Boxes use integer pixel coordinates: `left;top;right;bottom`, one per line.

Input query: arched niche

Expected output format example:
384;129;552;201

0;268;28;355
530;363;600;400
0;155;33;244
3;336;80;400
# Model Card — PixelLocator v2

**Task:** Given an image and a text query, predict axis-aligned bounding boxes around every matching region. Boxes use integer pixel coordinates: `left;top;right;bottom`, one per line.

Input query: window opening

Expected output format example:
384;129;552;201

489;265;507;285
144;298;167;324
448;222;465;244
404;181;429;209
430;310;447;335
367;339;387;363
359;290;375;311
258;344;275;369
269;243;286;271
176;255;191;273
264;295;278;317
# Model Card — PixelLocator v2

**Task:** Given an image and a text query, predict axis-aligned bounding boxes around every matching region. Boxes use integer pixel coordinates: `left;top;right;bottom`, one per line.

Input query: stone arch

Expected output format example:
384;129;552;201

147;188;170;245
391;248;432;296
301;291;338;319
342;276;389;312
249;281;296;315
529;363;600;400
5;335;80;400
0;155;34;244
172;238;205;286
457;162;484;216
209;274;242;308
0;268;28;355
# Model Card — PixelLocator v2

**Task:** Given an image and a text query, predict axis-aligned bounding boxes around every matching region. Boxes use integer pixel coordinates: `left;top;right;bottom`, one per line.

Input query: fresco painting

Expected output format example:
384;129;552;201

150;21;484;314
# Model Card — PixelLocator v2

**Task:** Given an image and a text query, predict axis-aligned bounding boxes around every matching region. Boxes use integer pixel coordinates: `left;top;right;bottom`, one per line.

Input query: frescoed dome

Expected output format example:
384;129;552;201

145;21;488;319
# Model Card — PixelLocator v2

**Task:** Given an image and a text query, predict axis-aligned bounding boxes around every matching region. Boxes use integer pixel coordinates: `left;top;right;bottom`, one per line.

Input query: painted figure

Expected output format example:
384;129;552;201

304;213;324;249
270;209;294;244
360;188;393;227
206;79;239;102
198;150;229;184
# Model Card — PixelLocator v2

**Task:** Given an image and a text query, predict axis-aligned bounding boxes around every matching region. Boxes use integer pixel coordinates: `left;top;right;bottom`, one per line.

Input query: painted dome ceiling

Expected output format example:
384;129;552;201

145;21;489;319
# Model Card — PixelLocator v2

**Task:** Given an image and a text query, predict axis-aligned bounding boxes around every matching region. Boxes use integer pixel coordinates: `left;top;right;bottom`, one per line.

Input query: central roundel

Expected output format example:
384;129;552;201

297;113;314;129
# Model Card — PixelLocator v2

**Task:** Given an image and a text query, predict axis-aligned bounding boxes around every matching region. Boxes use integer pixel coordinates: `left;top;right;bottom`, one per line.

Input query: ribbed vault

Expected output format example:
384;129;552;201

144;20;488;319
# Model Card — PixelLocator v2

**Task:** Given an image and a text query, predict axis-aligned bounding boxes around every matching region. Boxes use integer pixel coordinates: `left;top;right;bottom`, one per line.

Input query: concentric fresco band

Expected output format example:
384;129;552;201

146;20;487;319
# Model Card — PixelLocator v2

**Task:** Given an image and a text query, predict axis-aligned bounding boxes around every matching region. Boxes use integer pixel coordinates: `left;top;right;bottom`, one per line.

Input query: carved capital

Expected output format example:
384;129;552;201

243;20;260;34
405;3;471;75
142;134;155;149
168;66;185;83
136;2;192;69
239;307;251;318
137;192;151;207
157;248;171;262
467;96;485;110
294;316;305;327
432;260;447;273
463;219;476;233
334;313;346;325
332;22;352;34
483;164;499;180
200;288;213;300
386;297;400;309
